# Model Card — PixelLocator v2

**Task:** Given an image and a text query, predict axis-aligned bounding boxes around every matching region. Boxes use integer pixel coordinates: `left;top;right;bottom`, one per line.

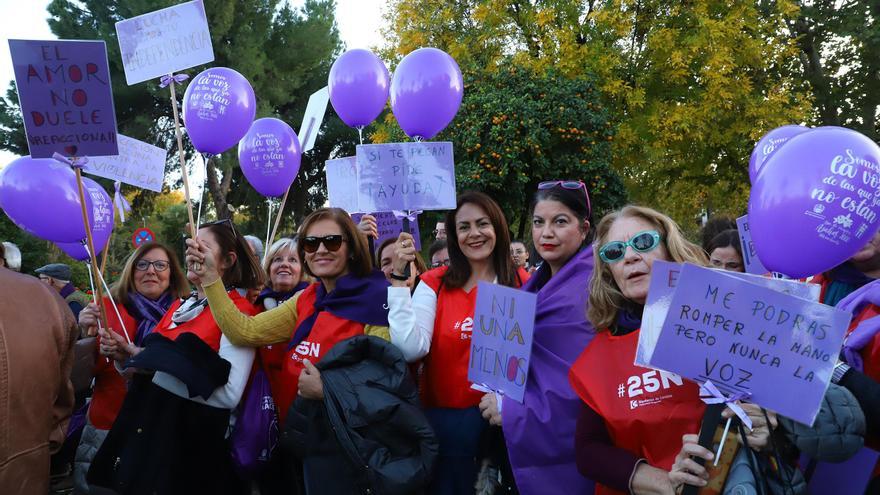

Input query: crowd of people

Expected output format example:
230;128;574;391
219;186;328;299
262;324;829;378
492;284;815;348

2;179;880;495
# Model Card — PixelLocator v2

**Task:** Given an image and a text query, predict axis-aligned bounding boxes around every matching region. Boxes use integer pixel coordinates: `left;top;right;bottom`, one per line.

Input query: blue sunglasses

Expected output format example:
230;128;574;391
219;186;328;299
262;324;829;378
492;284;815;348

598;230;662;263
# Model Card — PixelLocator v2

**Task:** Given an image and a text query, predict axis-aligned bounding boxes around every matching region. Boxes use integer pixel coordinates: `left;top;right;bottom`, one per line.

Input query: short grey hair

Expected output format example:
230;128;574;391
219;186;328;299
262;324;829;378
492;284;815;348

2;242;21;271
243;235;264;261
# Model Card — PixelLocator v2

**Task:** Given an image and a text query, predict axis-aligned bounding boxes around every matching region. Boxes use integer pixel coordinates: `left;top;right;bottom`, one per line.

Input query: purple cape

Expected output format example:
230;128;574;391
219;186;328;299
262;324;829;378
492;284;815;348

502;247;596;494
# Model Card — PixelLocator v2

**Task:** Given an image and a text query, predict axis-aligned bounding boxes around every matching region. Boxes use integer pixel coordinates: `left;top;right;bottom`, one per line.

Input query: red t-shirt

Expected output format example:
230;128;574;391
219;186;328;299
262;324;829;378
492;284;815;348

154;290;259;351
270;283;367;420
419;266;529;409
569;329;705;495
88;298;139;430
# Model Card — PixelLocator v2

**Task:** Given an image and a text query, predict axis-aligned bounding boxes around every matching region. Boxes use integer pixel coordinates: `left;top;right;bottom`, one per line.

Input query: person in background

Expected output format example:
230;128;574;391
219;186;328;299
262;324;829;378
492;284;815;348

570;205;776;494
244;235;265;263
376;237;428;288
0;267;78;493
2;241;21;271
36;263;92;321
429;239;449;269
699;216;736;253
478;181;597;494
434;221;447;241
388;191;529;494
73;241;189;494
510;240;530;270
706;229;744;272
811;230;880;305
88;220;263;494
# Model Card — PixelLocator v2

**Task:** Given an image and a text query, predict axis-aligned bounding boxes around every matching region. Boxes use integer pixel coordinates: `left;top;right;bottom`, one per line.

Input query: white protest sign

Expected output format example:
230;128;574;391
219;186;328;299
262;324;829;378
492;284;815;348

83;134;167;192
325;156;359;213
299;87;329;153
356;142;456;212
115;0;215;85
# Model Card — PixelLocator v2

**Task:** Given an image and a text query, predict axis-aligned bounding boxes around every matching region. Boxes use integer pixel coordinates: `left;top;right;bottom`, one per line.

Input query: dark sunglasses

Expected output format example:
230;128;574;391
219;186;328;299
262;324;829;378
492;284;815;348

598;230;662;263
538;180;591;216
199;218;237;239
135;260;170;272
301;235;347;253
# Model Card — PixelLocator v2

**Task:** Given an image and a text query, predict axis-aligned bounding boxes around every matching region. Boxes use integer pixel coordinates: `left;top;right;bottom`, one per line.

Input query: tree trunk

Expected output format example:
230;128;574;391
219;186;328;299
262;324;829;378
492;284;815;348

205;156;233;220
793;16;839;126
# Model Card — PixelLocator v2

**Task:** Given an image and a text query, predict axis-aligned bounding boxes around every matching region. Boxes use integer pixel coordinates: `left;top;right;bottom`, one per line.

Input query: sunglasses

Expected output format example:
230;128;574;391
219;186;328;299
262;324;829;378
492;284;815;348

199;218;237;239
598;230;662;263
301;235;347;253
538;180;591;216
135;260;170;272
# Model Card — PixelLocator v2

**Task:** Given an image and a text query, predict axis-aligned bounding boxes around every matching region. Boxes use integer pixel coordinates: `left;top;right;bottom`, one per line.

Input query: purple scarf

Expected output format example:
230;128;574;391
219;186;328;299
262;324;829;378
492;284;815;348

835;279;880;372
287;270;390;350
501;247;596;495
255;282;308;307
127;291;174;346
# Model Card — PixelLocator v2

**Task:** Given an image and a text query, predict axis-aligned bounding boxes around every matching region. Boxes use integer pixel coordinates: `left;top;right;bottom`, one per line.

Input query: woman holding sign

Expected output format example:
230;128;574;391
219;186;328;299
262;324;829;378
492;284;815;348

388;191;529;494
569;206;777;494
476;181;598;495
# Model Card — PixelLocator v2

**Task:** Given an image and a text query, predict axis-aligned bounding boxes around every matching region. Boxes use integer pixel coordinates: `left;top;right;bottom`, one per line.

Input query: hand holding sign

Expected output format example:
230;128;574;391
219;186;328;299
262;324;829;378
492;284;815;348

183;67;256;154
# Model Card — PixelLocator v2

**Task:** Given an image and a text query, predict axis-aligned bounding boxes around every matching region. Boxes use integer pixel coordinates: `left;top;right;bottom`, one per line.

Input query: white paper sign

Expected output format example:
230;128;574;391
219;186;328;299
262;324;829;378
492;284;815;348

325;156;359;212
83;134;167;192
115;0;215;85
736;214;770;275
299;87;329;152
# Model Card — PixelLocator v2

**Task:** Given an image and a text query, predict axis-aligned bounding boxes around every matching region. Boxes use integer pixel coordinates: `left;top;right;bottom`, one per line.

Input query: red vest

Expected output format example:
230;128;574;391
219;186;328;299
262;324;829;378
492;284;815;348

419;266;529;409
88;298;139;430
154;290;258;352
846;304;880;451
271;283;367;419
569;329;705;495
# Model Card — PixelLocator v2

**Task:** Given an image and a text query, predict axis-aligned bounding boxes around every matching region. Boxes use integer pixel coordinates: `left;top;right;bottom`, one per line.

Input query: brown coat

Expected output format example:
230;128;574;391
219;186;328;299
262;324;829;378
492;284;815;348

0;268;78;493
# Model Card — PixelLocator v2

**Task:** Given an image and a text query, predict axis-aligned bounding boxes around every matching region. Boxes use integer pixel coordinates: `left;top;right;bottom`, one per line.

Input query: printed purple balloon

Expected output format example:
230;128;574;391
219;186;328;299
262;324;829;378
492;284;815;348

749;127;880;278
0;155;91;242
183;67;257;155
55;177;114;261
748;125;811;183
391;47;464;140
328;49;390;128
238;118;302;197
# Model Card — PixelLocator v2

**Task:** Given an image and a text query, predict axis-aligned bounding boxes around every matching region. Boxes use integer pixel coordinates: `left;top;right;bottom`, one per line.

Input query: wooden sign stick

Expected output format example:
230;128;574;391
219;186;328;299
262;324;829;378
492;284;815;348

74;165;110;333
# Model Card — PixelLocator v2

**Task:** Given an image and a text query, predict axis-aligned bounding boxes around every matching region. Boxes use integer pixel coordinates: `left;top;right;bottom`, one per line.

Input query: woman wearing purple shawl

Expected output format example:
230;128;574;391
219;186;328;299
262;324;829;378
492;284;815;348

478;181;596;494
72;241;190;493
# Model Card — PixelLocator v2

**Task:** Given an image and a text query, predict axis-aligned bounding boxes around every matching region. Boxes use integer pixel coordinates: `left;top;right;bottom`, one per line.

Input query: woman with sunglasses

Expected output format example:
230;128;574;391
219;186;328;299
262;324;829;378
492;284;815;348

569;206;776;494
73;241;189;493
88;220;264;494
473;181;597;494
389;191;528;494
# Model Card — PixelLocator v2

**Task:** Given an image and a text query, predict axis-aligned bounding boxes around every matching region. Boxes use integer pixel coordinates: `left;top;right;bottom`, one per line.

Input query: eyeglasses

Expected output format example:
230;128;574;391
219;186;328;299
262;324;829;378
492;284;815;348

538;180;591;216
598;230;662;263
136;260;170;272
301;235;347;253
199;218;237;238
431;259;450;268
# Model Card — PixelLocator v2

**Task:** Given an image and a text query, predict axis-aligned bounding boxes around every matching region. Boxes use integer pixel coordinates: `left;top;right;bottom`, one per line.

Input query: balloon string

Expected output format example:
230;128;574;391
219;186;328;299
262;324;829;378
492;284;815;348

263;199;274;264
82;243;132;346
196;153;209;226
357;126;364;145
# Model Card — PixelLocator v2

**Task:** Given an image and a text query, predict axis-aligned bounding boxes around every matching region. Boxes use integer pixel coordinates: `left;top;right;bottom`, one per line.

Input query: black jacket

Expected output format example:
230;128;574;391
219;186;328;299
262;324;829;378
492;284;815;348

87;333;241;495
283;336;438;495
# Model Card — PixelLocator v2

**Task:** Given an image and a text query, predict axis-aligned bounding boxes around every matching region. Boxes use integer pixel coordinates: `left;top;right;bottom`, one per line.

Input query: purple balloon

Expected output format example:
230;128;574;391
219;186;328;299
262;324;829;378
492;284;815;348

238;118;302;197
183;67;257;155
749;127;880;278
0;155;92;242
55;177;115;261
328;49;390;128
391;47;464;140
749;125;811;183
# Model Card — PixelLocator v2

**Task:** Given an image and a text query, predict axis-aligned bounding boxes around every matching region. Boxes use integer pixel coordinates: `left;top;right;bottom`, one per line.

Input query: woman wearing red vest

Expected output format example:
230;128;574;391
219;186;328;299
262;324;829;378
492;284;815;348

389;191;528;494
569;205;777;494
87;220;264;494
72;241;189;493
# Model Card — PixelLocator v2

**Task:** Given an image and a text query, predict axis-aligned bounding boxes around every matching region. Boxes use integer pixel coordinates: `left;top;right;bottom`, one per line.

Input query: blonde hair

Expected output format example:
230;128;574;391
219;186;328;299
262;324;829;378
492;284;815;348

262;237;309;289
588;205;707;331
